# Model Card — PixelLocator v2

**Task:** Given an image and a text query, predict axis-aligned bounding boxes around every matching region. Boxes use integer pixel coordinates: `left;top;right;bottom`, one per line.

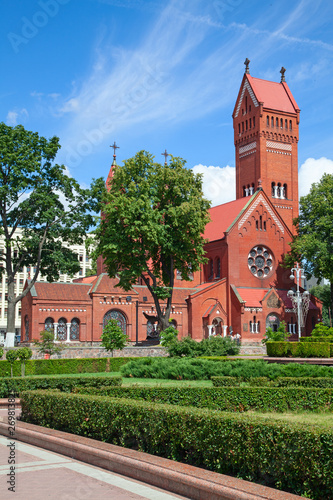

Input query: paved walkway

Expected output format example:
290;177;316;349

0;435;188;500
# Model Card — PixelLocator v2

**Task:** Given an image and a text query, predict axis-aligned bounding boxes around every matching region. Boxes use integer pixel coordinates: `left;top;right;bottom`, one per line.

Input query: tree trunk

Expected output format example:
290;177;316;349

7;279;16;334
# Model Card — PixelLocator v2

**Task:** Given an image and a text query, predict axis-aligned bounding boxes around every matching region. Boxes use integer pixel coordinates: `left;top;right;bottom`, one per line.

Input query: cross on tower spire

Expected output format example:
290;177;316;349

110;141;119;165
244;58;250;74
161;149;170;165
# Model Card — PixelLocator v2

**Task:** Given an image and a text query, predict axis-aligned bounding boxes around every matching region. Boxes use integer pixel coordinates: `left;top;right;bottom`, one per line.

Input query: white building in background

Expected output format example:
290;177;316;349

0;230;93;342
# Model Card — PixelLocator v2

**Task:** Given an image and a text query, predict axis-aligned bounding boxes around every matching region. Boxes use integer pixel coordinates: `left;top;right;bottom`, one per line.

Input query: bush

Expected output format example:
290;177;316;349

0;356;136;377
262;321;290;343
0;374;122;398
211;376;271;387
165;335;240;358
276;377;333;388
19;390;333;499
300;336;333;343
6;349;19;377
159;327;178;347
16;347;32;376
266;341;331;358
33;330;65;357
120;357;333;380
74;385;333;412
311;323;333;337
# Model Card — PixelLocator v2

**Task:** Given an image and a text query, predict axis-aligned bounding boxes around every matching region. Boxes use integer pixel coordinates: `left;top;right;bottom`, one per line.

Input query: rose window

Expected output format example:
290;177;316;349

248;246;273;278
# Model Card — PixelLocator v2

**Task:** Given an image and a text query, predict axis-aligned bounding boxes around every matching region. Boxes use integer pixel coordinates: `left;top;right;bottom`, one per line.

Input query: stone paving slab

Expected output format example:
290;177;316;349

0;436;188;500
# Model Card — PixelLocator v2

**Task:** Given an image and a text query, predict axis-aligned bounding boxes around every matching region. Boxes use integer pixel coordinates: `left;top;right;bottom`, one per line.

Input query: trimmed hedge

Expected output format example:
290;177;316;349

0;374;122;397
266;341;331;358
212;375;333;389
0;356;135;377
19;390;333;499
74;385;333;412
211;376;271;387
300;337;333;343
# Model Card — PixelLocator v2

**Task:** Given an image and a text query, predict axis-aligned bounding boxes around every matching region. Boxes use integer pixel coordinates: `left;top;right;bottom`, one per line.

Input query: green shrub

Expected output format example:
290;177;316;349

74;385;333;412
211;376;271;387
16;347;33;377
0;347;3;359
19;390;333;499
159;327;179;347
120;357;333;380
165;335;240;357
311;323;333;337
276;377;333;388
262;321;290;343
167;337;201;357
0;356;135;377
0;374;122;398
266;341;331;358
300;336;333;343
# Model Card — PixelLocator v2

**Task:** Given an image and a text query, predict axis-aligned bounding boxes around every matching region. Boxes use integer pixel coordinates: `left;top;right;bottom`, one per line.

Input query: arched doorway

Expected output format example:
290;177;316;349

266;313;280;332
212;317;223;335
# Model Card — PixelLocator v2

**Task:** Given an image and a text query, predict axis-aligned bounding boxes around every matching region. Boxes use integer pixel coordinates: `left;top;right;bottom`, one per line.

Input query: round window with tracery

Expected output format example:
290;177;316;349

248;246;274;278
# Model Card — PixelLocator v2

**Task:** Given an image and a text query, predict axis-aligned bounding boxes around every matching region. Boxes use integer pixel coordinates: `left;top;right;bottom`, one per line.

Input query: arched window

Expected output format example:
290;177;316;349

57;318;67;341
238;123;240;134
45;317;54;331
280;118;283;129
285;119;288;129
103;310;127;334
271;116;274;127
277;182;281;198
289;120;292;131
208;259;214;280
276;117;279;127
216;258;221;278
25;315;29;342
70;318;80;341
266;115;269;127
249;117;252;128
271;182;276;197
253;116;255;127
283;183;287;199
266;314;280;332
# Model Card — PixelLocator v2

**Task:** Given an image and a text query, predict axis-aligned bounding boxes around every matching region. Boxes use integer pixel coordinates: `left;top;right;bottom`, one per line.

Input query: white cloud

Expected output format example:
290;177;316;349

299;157;333;197
6;109;28;126
192;164;235;207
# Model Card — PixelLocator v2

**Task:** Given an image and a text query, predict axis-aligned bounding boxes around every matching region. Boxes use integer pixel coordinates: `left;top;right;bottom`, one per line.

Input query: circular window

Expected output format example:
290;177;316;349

248;246;274;278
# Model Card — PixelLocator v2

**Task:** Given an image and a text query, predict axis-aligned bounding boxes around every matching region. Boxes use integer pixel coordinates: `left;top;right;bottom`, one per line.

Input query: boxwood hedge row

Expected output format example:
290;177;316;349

19;390;333;499
74;385;333;412
266;341;331;358
211;376;333;388
0;356;135;377
0;374;122;397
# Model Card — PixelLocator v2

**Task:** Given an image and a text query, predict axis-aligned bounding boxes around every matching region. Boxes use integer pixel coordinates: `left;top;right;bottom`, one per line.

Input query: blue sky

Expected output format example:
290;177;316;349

1;0;333;206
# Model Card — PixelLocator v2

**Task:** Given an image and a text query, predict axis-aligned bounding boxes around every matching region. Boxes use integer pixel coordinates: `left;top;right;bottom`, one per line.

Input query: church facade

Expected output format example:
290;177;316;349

21;65;322;345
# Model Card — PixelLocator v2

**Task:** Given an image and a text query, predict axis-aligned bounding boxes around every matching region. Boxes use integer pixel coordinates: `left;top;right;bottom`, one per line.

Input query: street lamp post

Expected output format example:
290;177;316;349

287;263;310;340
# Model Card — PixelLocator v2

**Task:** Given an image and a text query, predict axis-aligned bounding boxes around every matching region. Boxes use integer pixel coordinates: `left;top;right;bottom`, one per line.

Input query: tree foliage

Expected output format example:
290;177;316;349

0;123;104;333
33;330;65;357
310;284;332;327
5;349;18;377
16;346;32;376
285;173;333;321
95;150;211;331
262;321;290;344
101;319;129;356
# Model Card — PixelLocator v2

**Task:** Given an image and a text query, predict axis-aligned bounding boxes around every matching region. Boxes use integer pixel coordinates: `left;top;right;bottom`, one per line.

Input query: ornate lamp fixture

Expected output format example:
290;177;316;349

287;263;310;340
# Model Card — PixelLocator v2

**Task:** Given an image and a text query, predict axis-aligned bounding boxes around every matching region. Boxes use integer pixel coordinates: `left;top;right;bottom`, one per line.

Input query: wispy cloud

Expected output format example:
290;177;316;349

6;108;28;126
192;164;236;207
298;157;333;197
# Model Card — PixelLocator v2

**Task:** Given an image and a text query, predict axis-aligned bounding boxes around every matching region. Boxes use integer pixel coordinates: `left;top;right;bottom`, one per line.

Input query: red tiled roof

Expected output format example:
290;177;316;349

248;75;300;113
32;282;91;301
236;287;269;308
203;197;251;241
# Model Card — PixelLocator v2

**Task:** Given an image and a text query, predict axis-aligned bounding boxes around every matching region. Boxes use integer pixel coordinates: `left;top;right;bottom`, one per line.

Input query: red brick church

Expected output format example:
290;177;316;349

21;63;322;345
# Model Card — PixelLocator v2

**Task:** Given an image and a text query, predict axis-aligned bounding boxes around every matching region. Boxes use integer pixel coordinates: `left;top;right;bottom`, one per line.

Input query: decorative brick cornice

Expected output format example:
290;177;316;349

238;193;284;234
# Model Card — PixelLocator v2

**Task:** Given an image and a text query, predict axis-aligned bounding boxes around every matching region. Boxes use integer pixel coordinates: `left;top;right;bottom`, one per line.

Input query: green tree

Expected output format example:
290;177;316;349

6;349;18;377
159;326;179;347
16;346;32;376
310;284;332;327
285;173;333;323
33;330;65;358
95;151;210;331
310;323;333;337
101;319;129;356
262;321;290;344
0;347;3;359
0;123;104;341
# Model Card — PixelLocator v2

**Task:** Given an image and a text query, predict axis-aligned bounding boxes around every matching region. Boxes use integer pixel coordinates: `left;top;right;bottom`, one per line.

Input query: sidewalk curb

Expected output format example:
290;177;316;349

0;418;305;500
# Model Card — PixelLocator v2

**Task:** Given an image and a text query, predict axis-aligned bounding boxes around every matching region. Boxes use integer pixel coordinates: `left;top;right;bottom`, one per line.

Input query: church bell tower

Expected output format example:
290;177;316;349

232;59;300;233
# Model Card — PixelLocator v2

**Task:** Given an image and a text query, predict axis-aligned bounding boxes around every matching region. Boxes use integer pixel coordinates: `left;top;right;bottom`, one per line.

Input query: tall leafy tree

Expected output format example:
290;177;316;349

286;173;333;320
95;150;210;331
0;123;104;339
